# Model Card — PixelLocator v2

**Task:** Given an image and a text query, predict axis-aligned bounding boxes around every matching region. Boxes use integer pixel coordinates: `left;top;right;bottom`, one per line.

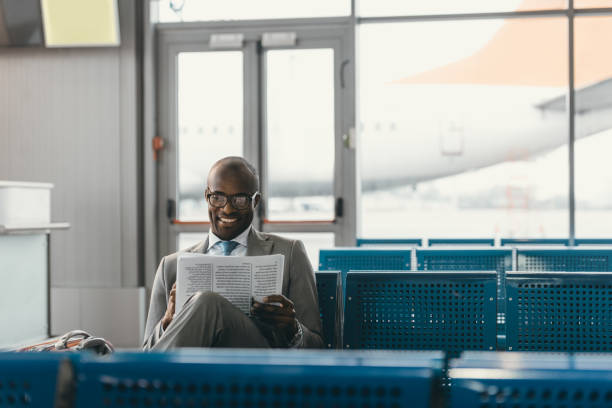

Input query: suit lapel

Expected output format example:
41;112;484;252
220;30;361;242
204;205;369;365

188;237;208;254
186;228;268;255
247;228;273;256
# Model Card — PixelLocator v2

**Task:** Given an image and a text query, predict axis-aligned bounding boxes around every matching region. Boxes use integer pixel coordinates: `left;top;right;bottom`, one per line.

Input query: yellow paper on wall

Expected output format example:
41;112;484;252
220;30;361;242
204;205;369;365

41;0;119;47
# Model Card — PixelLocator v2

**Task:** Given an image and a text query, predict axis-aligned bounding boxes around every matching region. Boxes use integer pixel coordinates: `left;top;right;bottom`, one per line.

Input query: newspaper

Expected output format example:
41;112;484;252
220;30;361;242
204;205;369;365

175;253;284;315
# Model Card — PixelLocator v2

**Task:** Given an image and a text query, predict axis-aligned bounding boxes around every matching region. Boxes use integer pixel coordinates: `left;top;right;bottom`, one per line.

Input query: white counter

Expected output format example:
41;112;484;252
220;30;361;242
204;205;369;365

0;223;69;348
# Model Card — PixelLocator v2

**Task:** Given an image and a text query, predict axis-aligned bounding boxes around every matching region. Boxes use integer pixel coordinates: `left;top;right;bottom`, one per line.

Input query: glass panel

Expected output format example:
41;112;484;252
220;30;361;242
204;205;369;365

0;235;47;347
177;51;243;221
177;232;207;251
574;0;612;7
575;16;612;237
178;232;333;267
276;233;335;269
156;0;349;22
266;49;335;221
358;19;568;239
358;0;565;17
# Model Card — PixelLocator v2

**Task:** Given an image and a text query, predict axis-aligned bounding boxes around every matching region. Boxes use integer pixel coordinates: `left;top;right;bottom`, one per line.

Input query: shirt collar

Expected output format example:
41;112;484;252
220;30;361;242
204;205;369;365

208;225;251;251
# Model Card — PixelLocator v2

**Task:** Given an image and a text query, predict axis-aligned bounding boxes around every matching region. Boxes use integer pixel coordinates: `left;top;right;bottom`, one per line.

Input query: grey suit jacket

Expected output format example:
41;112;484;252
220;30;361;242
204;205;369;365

143;228;324;349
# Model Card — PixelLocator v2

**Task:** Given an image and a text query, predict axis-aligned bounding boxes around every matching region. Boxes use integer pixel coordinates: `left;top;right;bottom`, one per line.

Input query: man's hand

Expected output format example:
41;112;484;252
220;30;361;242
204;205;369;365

251;294;298;341
161;283;177;330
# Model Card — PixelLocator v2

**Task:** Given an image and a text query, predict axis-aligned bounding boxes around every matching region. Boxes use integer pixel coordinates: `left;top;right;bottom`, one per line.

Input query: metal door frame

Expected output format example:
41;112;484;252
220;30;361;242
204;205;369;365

156;18;356;258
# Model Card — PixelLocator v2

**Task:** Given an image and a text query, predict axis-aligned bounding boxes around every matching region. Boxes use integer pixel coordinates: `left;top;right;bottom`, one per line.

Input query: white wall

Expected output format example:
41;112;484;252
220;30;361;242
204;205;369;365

0;1;143;345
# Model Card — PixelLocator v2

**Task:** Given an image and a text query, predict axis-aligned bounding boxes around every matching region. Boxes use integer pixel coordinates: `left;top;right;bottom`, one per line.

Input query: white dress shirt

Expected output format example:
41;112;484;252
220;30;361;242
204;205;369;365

206;226;251;256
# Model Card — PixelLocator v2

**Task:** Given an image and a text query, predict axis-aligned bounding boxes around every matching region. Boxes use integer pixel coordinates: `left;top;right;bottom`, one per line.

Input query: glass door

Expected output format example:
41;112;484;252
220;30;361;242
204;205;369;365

260;33;354;266
157;21;355;266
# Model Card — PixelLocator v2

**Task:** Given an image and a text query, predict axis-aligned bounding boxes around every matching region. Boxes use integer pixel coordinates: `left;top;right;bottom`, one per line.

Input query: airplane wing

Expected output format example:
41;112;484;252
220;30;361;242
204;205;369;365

536;78;612;113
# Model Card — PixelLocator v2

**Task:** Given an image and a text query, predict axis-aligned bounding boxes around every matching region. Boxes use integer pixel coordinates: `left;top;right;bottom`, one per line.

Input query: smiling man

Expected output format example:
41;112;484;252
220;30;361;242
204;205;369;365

143;156;324;350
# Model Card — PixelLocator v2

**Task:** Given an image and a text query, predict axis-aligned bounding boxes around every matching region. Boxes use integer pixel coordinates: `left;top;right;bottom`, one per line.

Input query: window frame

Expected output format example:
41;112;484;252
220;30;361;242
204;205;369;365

147;1;612;279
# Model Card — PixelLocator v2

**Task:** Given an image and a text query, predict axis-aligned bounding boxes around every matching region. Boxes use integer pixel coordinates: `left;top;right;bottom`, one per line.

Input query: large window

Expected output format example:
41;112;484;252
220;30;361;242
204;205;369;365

358;18;569;238
155;0;350;22
575;0;612;7
155;1;612;255
358;0;564;17
575;15;612;237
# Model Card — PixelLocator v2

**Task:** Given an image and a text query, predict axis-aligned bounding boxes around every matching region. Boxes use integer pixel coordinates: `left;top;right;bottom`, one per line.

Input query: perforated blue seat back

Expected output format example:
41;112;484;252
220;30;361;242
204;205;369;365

0;352;66;408
416;249;512;339
319;249;411;271
575;238;612;245
428;238;495;246
315;271;341;349
517;248;612;271
450;353;612;408
505;272;612;351
501;238;570;246
416;249;512;272
319;249;411;284
356;238;422;247
344;272;498;352
73;350;437;408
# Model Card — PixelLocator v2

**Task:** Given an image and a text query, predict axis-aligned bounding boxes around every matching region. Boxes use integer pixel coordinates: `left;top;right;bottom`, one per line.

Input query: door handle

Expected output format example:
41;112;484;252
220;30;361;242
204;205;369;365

167;199;176;221
335;197;344;219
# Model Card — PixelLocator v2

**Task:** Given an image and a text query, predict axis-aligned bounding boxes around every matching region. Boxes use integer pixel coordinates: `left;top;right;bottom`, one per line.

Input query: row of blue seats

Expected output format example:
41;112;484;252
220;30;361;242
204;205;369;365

1;350;610;408
316;271;612;352
357;238;612;246
321;247;612;276
318;247;612;347
319;246;612;319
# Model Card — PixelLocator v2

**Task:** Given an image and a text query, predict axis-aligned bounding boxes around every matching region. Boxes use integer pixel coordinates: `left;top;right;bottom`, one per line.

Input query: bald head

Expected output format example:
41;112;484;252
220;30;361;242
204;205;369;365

208;156;259;193
206;157;260;240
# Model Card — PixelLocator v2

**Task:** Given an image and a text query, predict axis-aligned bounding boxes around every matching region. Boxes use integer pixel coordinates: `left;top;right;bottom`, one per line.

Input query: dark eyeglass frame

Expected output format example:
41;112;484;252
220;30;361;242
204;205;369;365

205;190;259;210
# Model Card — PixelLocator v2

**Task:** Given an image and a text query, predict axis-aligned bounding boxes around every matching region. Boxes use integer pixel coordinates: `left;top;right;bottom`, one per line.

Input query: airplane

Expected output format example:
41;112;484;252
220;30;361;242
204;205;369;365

175;0;612;203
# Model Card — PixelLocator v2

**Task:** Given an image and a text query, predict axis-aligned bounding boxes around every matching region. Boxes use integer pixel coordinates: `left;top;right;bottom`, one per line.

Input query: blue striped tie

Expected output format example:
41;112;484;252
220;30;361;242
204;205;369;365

219;240;239;256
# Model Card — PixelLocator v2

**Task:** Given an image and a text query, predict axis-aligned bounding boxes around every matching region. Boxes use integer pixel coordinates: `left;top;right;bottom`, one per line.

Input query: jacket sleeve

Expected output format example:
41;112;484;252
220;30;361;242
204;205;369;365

287;240;324;348
142;256;169;350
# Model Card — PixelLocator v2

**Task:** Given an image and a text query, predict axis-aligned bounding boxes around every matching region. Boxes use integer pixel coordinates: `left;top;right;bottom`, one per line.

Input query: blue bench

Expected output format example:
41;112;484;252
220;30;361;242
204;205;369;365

428;238;495;246
319;248;412;286
505;272;612;352
315;271;341;349
73;350;441;408
416;248;512;273
501;238;570;246
517;248;612;271
576;238;612;245
450;352;612;408
343;271;498;352
502;238;612;246
0;352;68;408
356;238;422;247
416;248;513;345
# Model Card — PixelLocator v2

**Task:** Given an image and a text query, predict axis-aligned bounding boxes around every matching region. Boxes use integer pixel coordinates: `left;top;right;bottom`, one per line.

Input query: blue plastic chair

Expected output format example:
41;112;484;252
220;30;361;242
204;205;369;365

356;238;422;247
343;271;498;353
319;248;412;285
450;352;612;408
416;248;513;345
516;248;612;271
0;352;69;408
73;350;441;408
501;238;570;246
428;238;495;246
575;238;612;246
505;272;612;352
315;271;341;349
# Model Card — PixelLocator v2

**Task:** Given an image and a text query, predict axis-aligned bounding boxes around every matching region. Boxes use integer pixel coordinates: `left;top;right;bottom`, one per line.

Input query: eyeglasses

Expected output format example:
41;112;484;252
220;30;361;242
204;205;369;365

205;190;259;210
